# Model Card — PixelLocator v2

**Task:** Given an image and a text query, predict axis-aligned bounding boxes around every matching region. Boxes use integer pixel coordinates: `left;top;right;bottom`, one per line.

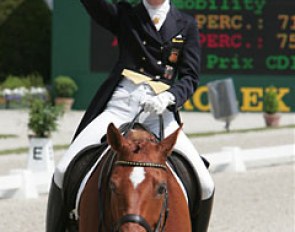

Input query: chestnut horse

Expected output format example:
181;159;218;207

78;123;191;231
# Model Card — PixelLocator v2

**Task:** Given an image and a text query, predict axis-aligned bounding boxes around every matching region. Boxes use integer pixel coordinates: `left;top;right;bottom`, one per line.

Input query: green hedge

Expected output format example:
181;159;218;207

0;0;51;82
0;73;44;89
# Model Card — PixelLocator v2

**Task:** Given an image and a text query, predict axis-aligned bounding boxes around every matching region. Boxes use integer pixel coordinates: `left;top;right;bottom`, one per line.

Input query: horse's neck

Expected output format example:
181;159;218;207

166;170;192;231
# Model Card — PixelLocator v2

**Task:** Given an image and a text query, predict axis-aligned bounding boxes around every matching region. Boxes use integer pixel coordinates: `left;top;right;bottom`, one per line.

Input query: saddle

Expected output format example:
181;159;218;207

62;123;204;229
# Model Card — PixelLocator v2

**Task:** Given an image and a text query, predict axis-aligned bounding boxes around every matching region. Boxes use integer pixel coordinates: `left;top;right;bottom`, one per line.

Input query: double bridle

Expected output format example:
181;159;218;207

111;160;169;232
98;109;169;232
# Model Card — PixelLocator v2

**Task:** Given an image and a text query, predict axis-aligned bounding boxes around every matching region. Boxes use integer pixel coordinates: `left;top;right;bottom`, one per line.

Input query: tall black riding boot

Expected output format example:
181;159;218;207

46;179;67;232
192;193;214;232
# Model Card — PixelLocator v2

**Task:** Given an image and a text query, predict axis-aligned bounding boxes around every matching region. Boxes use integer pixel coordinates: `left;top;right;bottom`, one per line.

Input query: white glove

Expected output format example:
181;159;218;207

143;91;175;115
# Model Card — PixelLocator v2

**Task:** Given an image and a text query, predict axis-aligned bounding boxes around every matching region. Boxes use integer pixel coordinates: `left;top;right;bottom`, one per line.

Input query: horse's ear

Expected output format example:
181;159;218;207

159;124;183;156
107;123;125;152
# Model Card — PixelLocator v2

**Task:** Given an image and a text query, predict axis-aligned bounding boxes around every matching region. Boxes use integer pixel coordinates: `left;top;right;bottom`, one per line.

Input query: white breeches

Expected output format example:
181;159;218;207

54;79;215;200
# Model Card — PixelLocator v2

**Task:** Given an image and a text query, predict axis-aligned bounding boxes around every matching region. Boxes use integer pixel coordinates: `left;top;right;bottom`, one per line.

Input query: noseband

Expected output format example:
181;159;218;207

111;160;169;232
112;214;153;232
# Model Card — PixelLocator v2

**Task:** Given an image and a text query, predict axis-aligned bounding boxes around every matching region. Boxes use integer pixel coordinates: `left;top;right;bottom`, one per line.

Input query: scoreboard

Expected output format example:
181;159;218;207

188;0;295;75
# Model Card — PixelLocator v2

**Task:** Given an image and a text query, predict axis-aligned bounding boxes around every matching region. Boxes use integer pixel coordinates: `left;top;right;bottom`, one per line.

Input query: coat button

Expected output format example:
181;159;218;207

157;61;162;65
139;68;144;73
143;41;147;45
155;75;161;80
142;57;146;61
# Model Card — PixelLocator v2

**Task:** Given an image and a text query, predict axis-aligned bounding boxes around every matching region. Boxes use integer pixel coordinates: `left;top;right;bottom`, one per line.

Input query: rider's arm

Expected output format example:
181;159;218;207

80;0;120;34
167;18;201;111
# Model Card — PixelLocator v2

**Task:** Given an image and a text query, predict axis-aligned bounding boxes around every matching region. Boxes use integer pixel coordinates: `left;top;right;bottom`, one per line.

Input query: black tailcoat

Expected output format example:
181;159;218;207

74;0;201;139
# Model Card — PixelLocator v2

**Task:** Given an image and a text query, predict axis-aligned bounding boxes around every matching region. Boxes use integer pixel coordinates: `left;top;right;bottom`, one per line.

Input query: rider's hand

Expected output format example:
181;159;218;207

143;91;175;115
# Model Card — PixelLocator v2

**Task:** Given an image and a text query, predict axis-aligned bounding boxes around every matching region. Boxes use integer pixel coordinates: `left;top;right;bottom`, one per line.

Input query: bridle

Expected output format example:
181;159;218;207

111;160;169;232
98;108;169;232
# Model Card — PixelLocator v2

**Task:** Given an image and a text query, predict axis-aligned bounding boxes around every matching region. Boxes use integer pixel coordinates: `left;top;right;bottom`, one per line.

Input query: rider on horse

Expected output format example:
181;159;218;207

47;0;215;231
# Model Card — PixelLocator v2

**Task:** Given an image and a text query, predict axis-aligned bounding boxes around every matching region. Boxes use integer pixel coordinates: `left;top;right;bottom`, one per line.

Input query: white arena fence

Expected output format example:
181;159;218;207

0;144;294;199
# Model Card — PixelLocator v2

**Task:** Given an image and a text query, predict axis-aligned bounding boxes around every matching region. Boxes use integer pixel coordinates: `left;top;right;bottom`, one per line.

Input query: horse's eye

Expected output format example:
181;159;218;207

157;183;167;195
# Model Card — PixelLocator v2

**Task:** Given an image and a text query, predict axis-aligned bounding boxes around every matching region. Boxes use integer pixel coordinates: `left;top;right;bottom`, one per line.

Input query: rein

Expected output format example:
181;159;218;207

124;108;165;141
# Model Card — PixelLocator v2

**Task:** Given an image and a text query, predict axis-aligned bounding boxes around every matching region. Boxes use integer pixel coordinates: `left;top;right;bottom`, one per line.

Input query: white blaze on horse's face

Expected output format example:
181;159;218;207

129;167;146;189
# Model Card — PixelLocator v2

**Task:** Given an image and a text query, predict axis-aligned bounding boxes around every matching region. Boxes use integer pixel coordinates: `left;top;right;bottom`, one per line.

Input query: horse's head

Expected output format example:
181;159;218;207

106;123;182;232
